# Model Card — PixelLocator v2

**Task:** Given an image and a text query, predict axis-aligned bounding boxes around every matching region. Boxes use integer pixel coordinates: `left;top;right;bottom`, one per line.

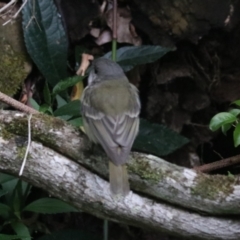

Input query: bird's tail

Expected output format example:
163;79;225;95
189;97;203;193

109;161;130;196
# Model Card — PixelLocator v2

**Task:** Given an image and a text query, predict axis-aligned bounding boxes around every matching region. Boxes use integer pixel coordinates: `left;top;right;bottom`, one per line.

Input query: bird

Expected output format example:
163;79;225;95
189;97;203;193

81;58;140;196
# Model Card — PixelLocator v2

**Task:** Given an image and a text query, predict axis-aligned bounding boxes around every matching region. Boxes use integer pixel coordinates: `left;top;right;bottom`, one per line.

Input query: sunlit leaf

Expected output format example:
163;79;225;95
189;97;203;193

53;76;84;95
234;122;240;147
221;123;232;136
229;108;240;117
209;112;237;131
232;100;240;107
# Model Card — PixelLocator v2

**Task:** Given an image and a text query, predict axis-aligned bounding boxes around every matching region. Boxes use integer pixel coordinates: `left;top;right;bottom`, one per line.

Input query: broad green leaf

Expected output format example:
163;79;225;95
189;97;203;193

0;189;7;198
22;0;68;86
0;203;11;215
229;108;240;117
232;100;240;107
0;234;21;240
55;95;72;120
221;123;232;136
43;82;51;105
234;122;240;147
68;117;83;127
56;95;67;108
29;98;40;111
104;45;175;72
12;181;24;218
1;178;19;203
133;119;189;156
209;112;237;131
0;173;16;184
23;198;78;214
54;100;81;117
11;221;31;240
39;104;53;115
37;229;100;240
53;76;84;95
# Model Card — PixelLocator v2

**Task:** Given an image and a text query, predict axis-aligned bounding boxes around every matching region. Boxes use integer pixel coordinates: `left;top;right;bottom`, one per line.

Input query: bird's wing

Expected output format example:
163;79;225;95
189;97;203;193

81;85;140;165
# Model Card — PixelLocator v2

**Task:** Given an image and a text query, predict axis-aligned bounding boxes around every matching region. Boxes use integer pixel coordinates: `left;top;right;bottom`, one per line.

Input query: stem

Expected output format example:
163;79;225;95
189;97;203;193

112;0;117;61
112;39;117;61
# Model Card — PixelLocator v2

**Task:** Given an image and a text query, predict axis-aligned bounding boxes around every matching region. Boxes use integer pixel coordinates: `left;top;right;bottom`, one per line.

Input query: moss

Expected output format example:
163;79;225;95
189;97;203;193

0;43;30;97
17;146;27;160
128;158;164;183
191;174;235;200
4;114;71;154
1;127;14;140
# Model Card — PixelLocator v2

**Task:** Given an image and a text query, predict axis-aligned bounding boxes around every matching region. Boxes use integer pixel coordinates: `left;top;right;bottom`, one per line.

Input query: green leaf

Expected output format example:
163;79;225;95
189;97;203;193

54;100;81;117
29;98;40;111
0;173;16;184
37;229;101;240
234;122;240;147
68;117;83;127
229;108;240;117
53;76;84;95
11;221;31;240
1;178;19;203
221;123;232;135
43;82;51;105
23;198;78;214
56;95;67;108
104;45;175;72
0;234;22;240
133;119;189;156
39;104;53;115
232;100;240;107
0;203;11;216
22;0;69;86
209;112;237;131
0;189;7;198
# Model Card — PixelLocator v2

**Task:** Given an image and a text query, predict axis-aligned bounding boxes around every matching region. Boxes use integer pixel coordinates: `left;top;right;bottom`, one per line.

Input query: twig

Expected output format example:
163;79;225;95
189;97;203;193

25;0;41;30
19;114;32;176
3;0;28;26
194;154;240;172
0;0;16;14
0;91;38;114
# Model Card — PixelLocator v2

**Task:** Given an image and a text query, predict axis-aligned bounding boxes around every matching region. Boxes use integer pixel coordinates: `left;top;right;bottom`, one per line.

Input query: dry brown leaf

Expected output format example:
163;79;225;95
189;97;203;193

105;7;142;46
76;53;94;76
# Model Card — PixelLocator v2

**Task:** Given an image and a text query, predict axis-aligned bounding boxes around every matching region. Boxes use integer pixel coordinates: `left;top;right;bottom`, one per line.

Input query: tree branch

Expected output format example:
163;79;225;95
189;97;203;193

0;126;240;240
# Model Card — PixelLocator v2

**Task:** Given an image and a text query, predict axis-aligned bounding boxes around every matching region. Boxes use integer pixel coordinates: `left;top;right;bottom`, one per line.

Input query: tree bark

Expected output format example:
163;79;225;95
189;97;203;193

0;110;240;239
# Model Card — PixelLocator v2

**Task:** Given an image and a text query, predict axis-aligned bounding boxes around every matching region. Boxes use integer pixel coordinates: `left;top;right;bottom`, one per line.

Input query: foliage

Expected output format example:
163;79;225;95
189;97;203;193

0;173;77;239
133;119;189;156
19;1;189;239
22;0;69;87
37;229;101;240
209;101;240;147
104;45;175;72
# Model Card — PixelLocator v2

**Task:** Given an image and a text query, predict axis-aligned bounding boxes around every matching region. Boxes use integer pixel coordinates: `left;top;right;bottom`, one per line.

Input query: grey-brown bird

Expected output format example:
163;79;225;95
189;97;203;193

81;58;140;196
